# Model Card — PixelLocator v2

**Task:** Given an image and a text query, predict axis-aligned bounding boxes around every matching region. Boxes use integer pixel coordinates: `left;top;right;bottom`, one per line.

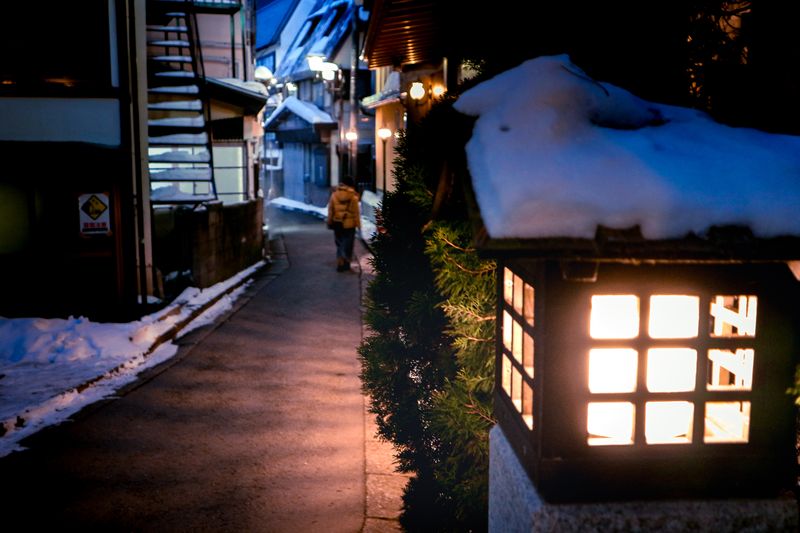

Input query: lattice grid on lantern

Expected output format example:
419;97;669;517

586;293;756;446
501;268;535;429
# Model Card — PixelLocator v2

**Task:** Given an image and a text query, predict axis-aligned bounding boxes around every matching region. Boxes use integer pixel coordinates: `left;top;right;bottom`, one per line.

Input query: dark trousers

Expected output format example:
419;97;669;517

333;223;355;262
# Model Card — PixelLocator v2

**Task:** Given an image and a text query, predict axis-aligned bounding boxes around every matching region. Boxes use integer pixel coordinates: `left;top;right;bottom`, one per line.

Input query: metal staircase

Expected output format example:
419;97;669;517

146;2;219;205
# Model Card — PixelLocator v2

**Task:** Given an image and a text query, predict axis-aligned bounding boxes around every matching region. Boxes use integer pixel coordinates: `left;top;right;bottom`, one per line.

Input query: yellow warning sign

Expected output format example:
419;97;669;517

81;194;108;220
78;193;112;236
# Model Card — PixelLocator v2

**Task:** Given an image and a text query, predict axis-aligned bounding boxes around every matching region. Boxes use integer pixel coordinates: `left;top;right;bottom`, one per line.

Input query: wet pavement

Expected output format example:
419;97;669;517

1;208;406;532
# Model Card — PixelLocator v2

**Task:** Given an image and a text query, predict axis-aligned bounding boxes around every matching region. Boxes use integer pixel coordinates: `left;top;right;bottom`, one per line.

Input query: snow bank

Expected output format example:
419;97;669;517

454;54;800;240
0;260;264;457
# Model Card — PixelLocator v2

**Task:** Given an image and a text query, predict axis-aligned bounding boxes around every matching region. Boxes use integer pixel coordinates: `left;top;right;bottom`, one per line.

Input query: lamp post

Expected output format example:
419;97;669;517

344;129;358;178
254;65;276;227
377;127;392;193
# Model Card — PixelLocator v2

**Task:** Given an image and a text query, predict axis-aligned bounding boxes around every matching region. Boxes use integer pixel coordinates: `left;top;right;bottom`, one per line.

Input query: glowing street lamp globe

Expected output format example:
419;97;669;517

306;53;326;72
409;81;425;100
377;127;392;140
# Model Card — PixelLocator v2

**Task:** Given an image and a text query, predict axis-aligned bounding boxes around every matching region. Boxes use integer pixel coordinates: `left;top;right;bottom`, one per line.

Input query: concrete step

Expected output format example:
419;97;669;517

148;99;203;111
147;24;188;32
148;39;190;47
148;132;208;146
148;116;205;128
148;149;211;163
150;55;192;64
149;167;213;182
149;85;199;95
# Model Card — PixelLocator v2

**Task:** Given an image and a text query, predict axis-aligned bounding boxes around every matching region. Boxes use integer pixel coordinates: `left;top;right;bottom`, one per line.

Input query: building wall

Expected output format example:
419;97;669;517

153;199;264;297
0;143;135;319
198;10;248;79
0;0;148;320
0;99;121;144
282;143;306;202
256;0;316;73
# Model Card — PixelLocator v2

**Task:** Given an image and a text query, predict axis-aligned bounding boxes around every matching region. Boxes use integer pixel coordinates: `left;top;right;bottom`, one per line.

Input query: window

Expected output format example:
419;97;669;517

324;6;346;36
501;268;535;429
0;2;112;93
213;144;247;203
586;292;756;446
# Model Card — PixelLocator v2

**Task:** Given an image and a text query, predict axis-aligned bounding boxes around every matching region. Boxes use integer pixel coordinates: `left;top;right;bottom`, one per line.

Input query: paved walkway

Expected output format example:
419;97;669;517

0;208;407;532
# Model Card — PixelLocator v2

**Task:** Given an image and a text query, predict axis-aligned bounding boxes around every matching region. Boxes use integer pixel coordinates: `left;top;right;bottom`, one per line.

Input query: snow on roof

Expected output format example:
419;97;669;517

214;77;269;96
263;95;335;128
255;0;298;49
454;54;800;241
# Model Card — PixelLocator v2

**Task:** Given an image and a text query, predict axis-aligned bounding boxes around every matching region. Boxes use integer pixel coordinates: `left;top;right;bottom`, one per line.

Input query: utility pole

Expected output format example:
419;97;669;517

348;7;358;179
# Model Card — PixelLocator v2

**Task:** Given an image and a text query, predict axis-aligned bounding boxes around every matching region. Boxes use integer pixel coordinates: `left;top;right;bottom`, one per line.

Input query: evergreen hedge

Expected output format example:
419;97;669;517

359;98;495;531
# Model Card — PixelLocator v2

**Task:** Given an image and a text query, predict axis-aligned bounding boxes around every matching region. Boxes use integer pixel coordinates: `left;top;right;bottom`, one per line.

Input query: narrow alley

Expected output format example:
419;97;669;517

0;208;404;532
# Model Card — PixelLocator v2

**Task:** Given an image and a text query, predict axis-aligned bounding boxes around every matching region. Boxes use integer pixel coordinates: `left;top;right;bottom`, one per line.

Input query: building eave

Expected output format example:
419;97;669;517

362;0;442;69
205;77;268;116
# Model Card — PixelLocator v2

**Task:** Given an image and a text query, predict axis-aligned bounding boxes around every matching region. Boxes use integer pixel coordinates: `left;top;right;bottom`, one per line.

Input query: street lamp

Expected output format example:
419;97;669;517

345;130;358;177
254;65;273;83
409;81;426;101
377;127;392;193
306;52;326;72
321;63;338;81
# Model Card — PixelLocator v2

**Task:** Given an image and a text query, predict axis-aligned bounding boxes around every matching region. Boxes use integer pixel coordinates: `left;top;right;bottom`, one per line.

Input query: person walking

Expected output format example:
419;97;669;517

327;175;361;272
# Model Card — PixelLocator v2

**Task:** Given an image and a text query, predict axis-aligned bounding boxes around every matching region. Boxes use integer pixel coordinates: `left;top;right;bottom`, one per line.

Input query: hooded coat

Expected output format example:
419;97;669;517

327;184;361;230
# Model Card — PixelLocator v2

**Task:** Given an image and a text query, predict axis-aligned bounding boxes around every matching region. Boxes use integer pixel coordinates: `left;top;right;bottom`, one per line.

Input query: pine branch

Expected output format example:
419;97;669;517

443;254;495;276
441;234;476;253
460;334;493;343
464;399;496;426
442;303;494;322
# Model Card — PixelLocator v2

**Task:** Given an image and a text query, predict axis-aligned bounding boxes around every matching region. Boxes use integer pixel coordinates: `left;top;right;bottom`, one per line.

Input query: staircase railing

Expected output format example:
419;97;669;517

183;0;218;200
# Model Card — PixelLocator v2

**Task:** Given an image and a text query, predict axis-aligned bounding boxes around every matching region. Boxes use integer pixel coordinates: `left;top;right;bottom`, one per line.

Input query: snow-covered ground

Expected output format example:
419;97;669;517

0;198;370;460
0;261;264;458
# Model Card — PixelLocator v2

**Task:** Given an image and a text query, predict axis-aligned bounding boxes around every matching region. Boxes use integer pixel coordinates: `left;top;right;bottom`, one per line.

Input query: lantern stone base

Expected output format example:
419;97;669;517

489;425;799;532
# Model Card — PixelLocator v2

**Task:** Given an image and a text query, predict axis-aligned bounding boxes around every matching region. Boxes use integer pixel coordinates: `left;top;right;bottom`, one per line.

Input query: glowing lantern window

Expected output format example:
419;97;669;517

711;295;757;337
587;402;635;446
645;401;694;444
705;401;751;443
590;295;639;339
648;295;699;338
646;348;697;392
588;348;637;393
499;267;535;430
707;349;753;391
585;292;757;447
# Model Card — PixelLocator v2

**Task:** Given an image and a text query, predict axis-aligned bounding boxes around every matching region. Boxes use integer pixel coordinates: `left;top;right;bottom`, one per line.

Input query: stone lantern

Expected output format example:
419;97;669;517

452;55;800;531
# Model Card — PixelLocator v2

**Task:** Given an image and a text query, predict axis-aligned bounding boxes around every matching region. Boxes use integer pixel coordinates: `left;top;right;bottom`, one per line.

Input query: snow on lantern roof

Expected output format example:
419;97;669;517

454;55;800;258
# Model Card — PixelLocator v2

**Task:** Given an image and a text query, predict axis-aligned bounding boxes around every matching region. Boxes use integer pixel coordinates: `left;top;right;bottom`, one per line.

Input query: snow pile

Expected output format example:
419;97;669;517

268;196;328;218
0;261;263;457
454;54;800;240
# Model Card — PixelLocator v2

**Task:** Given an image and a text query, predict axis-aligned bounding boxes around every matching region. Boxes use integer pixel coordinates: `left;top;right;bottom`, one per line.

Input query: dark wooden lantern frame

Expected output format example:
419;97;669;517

494;254;800;503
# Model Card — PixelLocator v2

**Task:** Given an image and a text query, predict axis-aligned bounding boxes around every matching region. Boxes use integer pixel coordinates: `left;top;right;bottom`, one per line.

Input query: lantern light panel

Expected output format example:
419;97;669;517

500;267;758;446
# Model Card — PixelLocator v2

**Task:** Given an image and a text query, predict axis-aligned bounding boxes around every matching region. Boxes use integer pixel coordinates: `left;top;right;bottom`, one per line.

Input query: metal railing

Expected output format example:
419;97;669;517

182;0;218;201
